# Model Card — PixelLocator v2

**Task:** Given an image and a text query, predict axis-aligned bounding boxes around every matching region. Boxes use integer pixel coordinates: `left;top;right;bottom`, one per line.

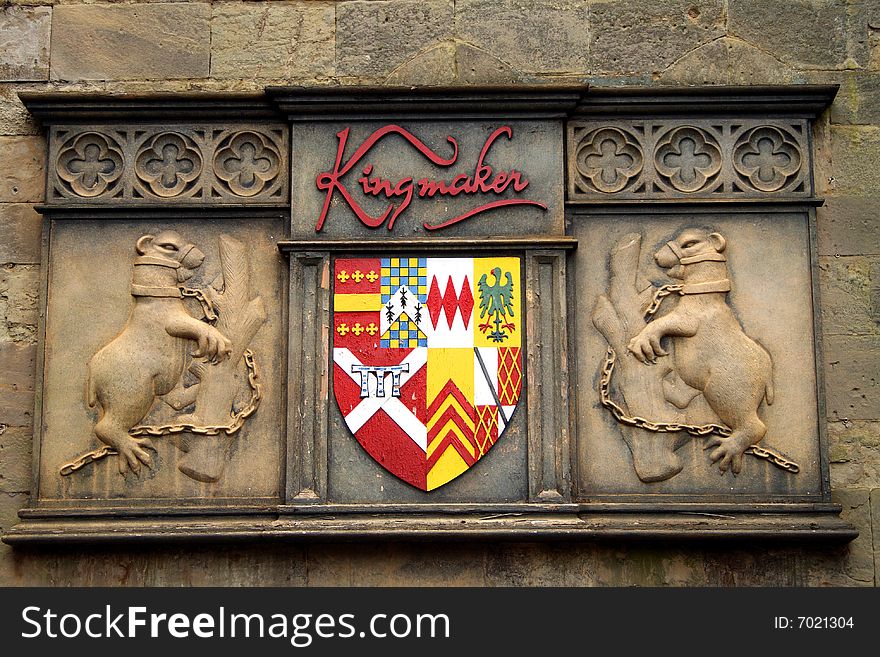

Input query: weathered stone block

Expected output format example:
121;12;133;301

590;0;725;74
817;197;880;257
661;36;799;85
487;544;705;586
0;265;40;340
828;420;880;488
0;86;40;136
700;547;803;585
303;544;355;585
0;341;36;389
591;545;705;586
824;334;880;421
0;6;51;81
0;492;27;585
814;72;880;125
729;0;862;70
0;136;45;203
830;489;875;583
0;425;31;493
0;340;36;431
486;543;573;586
211;1;335;80
818;256;880;336
309;543;485;586
142;546;308;586
455;42;522;84
338;0;453;78
50;4;211;81
0;544;308;586
0;204;41;264
830;126;880;196
455;0;589;74
0;387;34;428
383;42;457;85
873;488;880;557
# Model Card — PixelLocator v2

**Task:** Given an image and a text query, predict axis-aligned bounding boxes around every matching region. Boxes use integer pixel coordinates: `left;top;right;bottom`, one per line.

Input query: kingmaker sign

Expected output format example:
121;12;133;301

314;124;546;231
1;86;857;545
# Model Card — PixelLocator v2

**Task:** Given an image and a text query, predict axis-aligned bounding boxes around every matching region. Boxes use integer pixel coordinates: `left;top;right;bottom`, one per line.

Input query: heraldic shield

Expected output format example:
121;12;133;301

332;256;524;491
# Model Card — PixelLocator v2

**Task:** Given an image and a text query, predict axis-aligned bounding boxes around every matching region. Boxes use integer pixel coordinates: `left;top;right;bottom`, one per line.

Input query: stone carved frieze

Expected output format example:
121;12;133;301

573;126;644;194
49;125;288;204
653;126;722;193
56;131;125;198
733;126;802;192
213;130;282;197
135;132;203;198
61;229;267;484
567;120;809;200
591;228;799;482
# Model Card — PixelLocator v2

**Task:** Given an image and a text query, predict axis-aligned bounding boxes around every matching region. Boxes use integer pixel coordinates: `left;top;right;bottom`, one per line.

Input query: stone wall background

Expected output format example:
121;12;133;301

0;0;877;586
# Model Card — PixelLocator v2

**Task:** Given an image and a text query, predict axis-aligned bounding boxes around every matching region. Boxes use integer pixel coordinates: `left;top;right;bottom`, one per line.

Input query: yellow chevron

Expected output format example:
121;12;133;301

427;447;469;491
427;417;476;459
427;393;475;428
426;391;476;458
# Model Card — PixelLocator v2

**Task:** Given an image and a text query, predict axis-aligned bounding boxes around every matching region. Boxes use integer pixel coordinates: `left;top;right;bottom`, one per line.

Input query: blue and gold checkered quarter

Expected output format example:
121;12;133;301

380;257;427;304
380;313;427;349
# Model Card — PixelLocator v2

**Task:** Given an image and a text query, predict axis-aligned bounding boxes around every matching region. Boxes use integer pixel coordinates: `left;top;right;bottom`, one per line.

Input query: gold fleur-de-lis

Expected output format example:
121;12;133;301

366;270;379;283
336;323;350;335
337;270;350;283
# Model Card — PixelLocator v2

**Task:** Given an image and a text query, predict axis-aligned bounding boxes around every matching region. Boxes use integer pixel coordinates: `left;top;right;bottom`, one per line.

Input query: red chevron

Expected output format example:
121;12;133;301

426;429;479;470
426;379;475;418
427;404;473;440
426;275;474;329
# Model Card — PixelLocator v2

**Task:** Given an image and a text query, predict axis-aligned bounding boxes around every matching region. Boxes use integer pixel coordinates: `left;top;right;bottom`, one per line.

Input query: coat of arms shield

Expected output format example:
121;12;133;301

332;256;524;491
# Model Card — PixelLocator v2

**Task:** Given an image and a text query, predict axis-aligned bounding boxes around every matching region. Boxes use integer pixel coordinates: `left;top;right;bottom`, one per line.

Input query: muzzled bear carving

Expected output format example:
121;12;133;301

627;228;774;474
86;230;233;475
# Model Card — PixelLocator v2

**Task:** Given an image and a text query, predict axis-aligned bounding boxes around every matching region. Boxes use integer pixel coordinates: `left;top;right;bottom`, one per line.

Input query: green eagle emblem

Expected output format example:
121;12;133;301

477;266;516;343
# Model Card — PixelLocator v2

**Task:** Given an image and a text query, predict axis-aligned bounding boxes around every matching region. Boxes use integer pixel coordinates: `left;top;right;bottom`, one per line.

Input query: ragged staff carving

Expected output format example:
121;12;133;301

592;233;690;482
147;234;267;482
592;228;799;481
62;230;265;483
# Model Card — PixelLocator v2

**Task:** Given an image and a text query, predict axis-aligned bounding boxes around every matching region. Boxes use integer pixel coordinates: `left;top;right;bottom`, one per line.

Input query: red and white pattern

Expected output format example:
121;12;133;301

423;258;475;348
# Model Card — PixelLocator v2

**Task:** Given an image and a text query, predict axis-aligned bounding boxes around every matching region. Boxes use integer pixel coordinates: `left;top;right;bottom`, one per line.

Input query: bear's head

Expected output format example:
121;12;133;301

135;230;205;283
654;228;727;279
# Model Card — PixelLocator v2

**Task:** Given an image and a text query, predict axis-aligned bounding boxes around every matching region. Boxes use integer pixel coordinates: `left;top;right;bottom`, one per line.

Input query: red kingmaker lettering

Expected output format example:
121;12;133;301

315;125;546;231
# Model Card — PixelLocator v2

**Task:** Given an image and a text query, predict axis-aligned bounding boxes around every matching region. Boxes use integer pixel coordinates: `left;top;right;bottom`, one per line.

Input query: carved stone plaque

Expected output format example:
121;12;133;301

41;218;285;503
574;213;819;495
1;87;855;545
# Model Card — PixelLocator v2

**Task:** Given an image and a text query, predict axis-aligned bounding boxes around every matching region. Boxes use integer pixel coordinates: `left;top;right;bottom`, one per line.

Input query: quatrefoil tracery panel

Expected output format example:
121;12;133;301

567;120;808;200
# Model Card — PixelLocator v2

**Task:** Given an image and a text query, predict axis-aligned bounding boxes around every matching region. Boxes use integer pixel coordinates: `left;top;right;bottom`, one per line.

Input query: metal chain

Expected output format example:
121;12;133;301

59;445;117;477
59;349;262;476
598;283;800;475
643;283;683;316
130;349;262;438
179;286;218;322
